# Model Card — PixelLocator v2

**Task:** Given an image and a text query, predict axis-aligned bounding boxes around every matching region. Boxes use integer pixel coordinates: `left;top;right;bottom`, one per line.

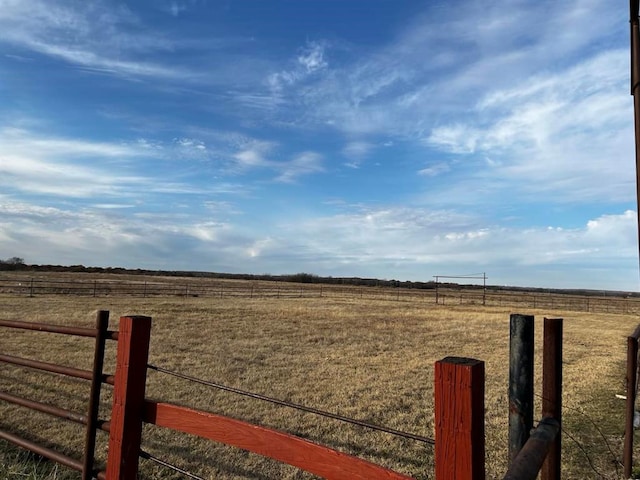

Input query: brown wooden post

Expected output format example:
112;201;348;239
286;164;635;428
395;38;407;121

624;333;639;478
541;318;562;480
435;357;485;480
106;316;152;480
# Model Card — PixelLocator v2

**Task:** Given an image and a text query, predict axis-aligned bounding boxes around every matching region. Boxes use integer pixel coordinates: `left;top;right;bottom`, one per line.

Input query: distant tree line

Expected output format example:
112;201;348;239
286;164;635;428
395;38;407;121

0;259;440;289
1;258;636;297
0;257;25;271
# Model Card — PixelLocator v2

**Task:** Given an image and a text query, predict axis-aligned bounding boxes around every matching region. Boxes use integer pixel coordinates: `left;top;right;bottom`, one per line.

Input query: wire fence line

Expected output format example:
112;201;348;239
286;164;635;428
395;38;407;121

1;275;638;315
139;450;204;480
147;363;436;446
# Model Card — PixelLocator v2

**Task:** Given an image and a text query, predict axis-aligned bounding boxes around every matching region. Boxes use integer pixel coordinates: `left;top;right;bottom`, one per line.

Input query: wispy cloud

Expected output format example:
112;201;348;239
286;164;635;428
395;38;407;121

256;0;623;153
267;41;328;91
167;1;188;17
276;152;324;183
426;50;632;204
0;127;213;198
418;162;450;177
342;141;374;168
0;0;191;80
232;141;275;170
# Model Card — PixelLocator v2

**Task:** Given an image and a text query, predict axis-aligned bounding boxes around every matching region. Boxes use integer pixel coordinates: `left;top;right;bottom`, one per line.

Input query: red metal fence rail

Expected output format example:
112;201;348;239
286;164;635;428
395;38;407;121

0;311;118;480
0;312;565;479
0;313;427;479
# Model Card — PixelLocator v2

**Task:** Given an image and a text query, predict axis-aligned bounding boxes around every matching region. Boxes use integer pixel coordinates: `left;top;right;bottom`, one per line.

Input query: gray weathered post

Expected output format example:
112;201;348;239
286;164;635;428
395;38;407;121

508;314;535;463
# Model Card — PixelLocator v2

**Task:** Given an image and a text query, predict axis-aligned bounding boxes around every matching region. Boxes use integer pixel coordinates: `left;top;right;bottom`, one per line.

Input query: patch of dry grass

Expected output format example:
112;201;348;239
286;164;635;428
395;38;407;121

0;285;638;479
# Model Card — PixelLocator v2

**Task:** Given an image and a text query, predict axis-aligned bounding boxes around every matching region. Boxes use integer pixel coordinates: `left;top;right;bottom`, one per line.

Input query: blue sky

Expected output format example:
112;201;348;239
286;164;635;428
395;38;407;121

0;0;637;290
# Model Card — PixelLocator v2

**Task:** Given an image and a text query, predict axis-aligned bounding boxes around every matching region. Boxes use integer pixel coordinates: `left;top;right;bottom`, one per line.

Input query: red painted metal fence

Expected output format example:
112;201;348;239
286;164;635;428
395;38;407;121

0;311;564;479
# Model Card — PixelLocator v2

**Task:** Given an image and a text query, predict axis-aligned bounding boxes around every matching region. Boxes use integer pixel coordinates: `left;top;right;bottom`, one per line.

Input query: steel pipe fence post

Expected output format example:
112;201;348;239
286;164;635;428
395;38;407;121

541;318;562;480
508;314;535;463
82;310;110;480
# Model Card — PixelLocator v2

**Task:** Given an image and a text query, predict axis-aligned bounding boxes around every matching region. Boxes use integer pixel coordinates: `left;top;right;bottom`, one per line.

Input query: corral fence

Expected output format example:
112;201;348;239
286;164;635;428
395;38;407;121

0;311;562;479
1;275;637;315
623;324;640;478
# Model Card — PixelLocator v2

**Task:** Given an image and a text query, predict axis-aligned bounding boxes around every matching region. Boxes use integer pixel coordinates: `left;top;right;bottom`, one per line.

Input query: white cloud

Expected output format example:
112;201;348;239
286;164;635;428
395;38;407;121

297;41;327;73
276;152;324;183
255;0;624;167
233;141;274;169
168;1;188;17
1;195;636;289
268;207;638;289
421;48;633;205
0;0;192;81
267;41;328;91
342;141;374;168
2;127;141;158
0;127;215;198
418;162;450;177
427;125;481;154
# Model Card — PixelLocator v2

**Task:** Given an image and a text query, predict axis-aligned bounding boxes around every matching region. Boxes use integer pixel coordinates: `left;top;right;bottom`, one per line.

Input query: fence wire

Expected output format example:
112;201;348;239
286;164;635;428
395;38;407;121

147;363;435;445
140;449;204;480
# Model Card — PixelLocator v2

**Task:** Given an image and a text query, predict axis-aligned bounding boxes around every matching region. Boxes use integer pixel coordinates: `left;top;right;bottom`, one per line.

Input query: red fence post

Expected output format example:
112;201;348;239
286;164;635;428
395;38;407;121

434;357;485;480
106;316;152;480
541;318;562;480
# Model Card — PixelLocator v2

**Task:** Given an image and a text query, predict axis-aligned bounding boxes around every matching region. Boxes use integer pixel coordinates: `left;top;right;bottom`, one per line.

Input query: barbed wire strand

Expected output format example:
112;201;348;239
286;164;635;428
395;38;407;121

560;426;609;480
147;363;435;445
139;449;204;480
533;393;621;479
562;403;622;476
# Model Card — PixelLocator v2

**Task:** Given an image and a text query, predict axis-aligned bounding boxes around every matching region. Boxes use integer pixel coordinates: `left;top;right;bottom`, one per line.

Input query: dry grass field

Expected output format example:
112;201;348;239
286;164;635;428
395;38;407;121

0;275;639;479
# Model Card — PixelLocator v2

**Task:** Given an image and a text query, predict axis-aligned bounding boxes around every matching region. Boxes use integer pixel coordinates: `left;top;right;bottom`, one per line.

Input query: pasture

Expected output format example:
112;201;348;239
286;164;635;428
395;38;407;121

0;275;638;479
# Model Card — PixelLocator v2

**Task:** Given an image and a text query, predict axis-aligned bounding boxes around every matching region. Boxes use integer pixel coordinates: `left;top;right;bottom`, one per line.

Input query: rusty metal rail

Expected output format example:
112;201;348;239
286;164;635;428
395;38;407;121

503;417;560;480
0;390;89;424
0;312;113;480
0;318;118;340
0;390;112;431
0;353;115;385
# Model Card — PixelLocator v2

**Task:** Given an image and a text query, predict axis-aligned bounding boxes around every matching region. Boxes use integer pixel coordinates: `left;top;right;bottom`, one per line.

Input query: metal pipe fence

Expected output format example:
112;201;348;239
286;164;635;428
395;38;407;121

0;310;569;480
505;316;563;480
0;311;117;480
